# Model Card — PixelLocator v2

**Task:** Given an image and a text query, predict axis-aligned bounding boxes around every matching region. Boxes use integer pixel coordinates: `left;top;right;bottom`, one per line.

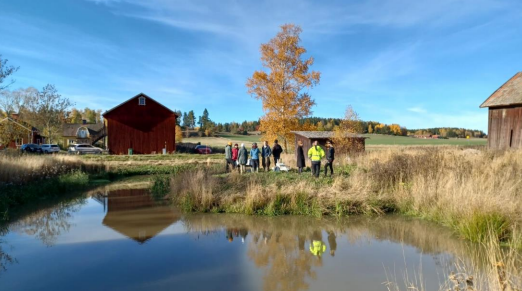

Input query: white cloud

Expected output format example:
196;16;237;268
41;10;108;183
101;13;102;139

407;107;427;114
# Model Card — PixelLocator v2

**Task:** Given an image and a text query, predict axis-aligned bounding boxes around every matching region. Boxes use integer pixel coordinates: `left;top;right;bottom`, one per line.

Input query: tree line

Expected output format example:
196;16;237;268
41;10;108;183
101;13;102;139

408;128;486;138
1;55;74;145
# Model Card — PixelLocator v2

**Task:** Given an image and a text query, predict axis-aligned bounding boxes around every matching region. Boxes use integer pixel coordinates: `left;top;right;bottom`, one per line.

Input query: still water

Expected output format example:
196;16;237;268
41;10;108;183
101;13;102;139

0;186;478;291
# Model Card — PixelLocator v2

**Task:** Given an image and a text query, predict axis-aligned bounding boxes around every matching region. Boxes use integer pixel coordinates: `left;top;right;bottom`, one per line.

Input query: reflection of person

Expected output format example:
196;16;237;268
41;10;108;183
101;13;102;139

263;230;272;244
298;235;306;251
310;230;326;257
296;140;306;174
310;241;326;257
239;228;248;244
226;228;234;242
327;231;337;257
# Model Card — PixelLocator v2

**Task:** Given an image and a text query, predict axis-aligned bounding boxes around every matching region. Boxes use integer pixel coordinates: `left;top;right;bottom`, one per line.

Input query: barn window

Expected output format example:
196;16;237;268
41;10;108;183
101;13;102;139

139;97;146;106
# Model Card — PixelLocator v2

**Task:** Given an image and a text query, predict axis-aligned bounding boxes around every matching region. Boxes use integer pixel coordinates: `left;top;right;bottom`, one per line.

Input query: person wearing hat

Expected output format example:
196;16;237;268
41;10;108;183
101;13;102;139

324;140;335;177
238;143;249;174
250;142;260;173
225;142;233;172
308;140;325;178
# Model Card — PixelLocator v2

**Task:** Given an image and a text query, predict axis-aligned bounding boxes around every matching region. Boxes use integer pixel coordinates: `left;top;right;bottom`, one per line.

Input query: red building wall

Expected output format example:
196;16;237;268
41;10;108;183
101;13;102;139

104;94;177;155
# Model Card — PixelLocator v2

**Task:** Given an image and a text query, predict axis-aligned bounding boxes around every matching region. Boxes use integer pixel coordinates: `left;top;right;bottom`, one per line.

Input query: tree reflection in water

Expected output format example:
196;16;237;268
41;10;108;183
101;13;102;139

10;197;86;246
0;225;16;273
182;214;489;291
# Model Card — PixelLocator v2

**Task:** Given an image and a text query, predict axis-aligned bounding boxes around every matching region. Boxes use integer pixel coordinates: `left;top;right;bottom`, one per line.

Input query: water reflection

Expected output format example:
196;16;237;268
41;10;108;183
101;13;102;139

98;188;180;243
10;197;86;246
0;226;16;273
1;185;513;291
182;214;472;291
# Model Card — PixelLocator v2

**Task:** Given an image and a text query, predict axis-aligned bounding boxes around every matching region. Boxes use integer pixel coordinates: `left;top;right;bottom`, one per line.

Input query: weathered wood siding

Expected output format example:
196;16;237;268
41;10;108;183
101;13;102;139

104;95;176;155
488;106;522;149
293;133;365;167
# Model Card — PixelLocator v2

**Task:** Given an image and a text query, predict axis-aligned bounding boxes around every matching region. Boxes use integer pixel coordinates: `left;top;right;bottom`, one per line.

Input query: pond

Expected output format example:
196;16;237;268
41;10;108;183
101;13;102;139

0;185;483;291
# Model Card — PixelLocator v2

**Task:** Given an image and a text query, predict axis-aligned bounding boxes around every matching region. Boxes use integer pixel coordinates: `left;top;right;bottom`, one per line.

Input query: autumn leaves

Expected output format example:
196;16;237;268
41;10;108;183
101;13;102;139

247;24;321;153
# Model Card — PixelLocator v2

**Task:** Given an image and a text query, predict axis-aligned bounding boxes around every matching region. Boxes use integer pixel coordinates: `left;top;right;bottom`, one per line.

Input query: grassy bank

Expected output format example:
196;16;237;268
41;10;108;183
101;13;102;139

168;148;522;245
0;152;202;218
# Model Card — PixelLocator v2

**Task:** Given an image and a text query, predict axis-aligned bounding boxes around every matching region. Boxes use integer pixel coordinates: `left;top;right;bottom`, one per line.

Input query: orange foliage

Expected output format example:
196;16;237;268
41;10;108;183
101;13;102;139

246;24;320;152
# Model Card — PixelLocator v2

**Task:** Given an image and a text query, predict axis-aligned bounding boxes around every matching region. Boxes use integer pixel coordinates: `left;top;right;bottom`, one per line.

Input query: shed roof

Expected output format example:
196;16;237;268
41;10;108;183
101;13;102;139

291;131;367;139
63;122;104;137
480;72;522;108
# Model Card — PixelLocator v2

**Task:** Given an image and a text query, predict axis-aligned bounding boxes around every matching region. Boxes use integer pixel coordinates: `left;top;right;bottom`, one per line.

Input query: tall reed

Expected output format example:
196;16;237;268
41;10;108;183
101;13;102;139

168;148;522;244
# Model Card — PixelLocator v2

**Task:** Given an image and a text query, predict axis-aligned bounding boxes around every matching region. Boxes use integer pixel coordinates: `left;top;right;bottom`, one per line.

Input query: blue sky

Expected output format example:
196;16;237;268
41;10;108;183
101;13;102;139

1;0;521;131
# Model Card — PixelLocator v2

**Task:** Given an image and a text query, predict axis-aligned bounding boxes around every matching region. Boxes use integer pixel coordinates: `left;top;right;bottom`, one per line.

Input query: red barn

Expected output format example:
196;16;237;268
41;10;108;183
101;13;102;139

103;93;177;155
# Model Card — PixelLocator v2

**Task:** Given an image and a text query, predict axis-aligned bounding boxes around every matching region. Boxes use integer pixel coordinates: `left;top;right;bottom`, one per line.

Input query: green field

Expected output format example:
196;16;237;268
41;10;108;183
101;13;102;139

363;134;487;146
181;133;487;148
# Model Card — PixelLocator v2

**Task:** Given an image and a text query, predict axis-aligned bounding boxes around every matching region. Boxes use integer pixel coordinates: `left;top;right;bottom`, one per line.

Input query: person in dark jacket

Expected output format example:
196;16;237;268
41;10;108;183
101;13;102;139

272;139;283;164
261;141;272;172
238;143;248;174
324;141;335;177
296;140;306;174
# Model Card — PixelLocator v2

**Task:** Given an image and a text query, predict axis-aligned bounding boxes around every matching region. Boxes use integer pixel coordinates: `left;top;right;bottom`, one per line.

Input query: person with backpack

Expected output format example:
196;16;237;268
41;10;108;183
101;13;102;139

261;141;272;172
250;142;260;173
238;143;248;174
308;140;325;178
272;139;283;164
324;141;335;177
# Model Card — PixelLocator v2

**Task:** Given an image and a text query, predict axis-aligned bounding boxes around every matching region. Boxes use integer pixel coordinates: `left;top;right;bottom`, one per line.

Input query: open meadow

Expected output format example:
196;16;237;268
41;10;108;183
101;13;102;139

181;133;487;150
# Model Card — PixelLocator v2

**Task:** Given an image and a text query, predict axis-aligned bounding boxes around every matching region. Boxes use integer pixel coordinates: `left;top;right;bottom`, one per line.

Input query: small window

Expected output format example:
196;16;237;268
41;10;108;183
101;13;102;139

139;97;146;106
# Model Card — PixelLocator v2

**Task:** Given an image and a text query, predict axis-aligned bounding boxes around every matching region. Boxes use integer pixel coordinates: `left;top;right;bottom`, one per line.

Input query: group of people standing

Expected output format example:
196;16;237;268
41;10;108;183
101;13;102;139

225;140;283;174
225;139;335;177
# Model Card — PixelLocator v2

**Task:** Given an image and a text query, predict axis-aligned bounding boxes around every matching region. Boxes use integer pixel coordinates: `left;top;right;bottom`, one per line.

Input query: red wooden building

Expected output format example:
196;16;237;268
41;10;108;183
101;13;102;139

103;93;177;155
0;116;44;149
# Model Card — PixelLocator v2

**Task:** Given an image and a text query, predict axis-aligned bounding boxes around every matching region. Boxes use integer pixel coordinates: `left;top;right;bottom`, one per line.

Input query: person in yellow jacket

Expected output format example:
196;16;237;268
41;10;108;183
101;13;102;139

308;140;325;178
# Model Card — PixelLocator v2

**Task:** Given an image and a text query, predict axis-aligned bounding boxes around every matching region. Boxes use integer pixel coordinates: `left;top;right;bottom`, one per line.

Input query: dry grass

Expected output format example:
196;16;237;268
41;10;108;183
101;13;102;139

0;154;105;186
169;148;522;244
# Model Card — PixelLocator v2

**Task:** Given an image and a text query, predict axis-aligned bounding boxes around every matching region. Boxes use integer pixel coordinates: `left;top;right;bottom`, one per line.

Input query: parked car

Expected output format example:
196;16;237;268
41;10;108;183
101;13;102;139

68;144;103;155
20;143;39;153
194;145;212;154
39;144;60;154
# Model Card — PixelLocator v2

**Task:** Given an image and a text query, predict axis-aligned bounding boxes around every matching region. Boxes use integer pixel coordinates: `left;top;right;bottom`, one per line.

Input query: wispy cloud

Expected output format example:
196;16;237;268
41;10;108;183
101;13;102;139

407;107;427;114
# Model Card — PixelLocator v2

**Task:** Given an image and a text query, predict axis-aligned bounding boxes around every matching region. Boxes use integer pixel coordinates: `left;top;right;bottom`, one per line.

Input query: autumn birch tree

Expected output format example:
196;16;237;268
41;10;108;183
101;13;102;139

333;105;363;154
247;24;320;152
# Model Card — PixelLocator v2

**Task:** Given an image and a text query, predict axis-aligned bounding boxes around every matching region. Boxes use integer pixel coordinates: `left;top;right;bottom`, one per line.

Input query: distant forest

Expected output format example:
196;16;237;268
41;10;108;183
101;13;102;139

174;109;487;138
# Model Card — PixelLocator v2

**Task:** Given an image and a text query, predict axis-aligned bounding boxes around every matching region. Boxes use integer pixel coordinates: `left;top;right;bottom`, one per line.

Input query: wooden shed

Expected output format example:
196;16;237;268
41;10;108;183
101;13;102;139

103;93;177;155
291;131;367;164
480;72;522;149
